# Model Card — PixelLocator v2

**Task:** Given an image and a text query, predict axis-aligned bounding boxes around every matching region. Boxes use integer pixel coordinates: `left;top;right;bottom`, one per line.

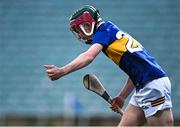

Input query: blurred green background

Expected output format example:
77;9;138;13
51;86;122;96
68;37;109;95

0;0;180;126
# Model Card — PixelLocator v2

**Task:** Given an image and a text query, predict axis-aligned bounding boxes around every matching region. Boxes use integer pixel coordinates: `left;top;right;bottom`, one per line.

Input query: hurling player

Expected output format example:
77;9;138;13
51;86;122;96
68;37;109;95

45;5;173;126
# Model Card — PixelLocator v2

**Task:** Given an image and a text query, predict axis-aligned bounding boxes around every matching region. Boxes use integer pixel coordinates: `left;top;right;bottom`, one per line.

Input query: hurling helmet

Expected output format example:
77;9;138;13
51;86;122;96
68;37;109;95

69;5;102;44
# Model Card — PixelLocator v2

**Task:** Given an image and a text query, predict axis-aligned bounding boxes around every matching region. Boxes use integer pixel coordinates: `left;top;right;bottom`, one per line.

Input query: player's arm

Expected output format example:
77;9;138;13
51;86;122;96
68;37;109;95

110;77;135;113
118;77;135;99
44;43;103;80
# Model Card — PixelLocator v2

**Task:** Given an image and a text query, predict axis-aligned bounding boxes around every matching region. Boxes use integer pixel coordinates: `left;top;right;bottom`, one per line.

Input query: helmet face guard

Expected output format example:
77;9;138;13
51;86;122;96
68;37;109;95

70;11;96;43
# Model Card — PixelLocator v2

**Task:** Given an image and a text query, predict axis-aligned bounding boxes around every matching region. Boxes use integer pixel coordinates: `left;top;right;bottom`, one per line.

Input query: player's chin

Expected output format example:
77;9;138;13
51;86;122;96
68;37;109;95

51;77;60;81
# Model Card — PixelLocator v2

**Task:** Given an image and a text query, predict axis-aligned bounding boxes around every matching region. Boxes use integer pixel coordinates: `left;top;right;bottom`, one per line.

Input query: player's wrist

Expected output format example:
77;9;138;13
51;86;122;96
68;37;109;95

118;93;127;100
57;67;66;77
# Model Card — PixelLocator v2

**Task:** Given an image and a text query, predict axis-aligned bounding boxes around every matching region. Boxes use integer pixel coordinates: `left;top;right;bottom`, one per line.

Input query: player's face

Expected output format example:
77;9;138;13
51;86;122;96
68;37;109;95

70;11;96;43
71;23;92;42
80;22;92;34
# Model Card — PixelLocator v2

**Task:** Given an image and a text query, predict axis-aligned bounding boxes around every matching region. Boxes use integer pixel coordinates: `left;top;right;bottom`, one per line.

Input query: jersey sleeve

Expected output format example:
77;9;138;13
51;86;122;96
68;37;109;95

92;30;110;47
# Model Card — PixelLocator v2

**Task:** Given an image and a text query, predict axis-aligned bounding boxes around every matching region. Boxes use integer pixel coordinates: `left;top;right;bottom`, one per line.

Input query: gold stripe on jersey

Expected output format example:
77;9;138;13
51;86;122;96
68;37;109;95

151;96;165;107
105;36;128;65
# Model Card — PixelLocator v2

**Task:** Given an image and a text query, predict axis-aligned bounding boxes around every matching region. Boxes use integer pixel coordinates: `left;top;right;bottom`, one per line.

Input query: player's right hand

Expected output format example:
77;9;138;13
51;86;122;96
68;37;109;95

110;96;125;113
44;65;64;81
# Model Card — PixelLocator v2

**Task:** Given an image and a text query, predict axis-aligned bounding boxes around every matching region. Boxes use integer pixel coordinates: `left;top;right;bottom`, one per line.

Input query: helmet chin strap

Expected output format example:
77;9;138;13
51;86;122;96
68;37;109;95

80;22;95;36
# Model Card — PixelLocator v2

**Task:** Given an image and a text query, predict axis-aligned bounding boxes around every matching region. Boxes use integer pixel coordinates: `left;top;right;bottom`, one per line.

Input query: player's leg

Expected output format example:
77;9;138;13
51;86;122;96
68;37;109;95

146;108;174;126
118;103;146;126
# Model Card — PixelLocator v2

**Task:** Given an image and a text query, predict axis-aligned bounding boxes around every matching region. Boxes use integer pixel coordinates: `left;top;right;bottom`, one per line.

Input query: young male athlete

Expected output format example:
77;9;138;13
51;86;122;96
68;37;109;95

44;5;174;126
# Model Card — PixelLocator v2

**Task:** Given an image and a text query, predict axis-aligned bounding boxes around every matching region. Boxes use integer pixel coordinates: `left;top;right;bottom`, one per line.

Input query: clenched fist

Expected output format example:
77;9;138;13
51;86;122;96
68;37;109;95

110;96;125;113
44;65;64;81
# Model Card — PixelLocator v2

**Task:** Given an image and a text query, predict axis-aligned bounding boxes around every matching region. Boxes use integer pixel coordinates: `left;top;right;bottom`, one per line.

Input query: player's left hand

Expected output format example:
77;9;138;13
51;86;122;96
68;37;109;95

44;65;64;81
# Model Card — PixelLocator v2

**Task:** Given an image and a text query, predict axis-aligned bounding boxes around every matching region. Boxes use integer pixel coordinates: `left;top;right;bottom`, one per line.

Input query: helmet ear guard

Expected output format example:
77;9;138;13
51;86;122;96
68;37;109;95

94;9;101;22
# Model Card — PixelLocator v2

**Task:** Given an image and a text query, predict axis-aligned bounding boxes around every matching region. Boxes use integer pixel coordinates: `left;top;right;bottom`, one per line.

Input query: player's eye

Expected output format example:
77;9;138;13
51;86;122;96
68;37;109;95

81;22;91;28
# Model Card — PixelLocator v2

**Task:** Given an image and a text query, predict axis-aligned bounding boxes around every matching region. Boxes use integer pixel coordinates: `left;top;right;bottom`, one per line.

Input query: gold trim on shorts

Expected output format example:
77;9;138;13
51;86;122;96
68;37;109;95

151;96;165;107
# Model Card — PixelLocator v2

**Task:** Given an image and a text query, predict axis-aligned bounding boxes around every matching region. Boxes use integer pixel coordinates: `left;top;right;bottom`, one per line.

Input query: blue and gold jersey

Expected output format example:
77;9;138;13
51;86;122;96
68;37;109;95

92;21;166;90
